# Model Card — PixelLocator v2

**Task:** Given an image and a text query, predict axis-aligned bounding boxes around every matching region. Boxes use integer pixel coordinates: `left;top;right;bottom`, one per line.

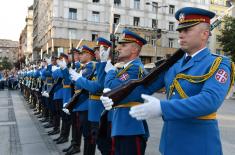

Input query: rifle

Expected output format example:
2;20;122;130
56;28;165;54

98;23;119;138
70;43;76;96
98;48;185;138
64;69;96;112
48;77;63;97
64;39;85;112
103;48;185;103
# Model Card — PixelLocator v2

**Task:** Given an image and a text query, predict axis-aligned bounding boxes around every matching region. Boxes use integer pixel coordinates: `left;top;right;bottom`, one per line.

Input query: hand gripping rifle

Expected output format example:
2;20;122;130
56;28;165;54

98;48;185;138
64;68;96;112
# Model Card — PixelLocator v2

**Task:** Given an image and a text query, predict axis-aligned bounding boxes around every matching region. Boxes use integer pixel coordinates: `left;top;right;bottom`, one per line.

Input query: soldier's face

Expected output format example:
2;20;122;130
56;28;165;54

116;43;133;62
74;52;80;62
178;24;207;54
94;49;100;60
79;52;92;63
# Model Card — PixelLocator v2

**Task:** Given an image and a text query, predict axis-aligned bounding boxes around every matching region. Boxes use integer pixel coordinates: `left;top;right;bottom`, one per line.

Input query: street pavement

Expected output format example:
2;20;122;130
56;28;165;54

0;89;234;155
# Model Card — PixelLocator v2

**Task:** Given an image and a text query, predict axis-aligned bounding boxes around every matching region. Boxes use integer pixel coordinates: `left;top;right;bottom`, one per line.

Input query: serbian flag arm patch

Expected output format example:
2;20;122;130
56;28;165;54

119;73;129;81
215;69;228;83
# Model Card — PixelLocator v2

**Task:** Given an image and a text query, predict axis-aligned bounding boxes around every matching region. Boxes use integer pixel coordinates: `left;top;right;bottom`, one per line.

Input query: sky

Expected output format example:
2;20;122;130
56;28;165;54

0;0;33;41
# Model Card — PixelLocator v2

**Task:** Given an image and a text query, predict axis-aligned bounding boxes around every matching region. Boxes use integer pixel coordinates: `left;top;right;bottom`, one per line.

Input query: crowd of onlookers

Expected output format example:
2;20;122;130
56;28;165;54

0;69;19;90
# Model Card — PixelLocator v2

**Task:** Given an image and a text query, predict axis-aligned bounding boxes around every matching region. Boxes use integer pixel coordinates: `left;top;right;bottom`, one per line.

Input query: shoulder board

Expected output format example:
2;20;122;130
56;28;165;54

211;53;226;58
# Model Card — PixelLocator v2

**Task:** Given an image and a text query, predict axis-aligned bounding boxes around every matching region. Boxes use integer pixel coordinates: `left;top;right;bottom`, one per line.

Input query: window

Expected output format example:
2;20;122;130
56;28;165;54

69;8;77;20
168;38;174;48
93;0;99;2
140;56;152;64
114;0;121;6
152;2;158;12
169;22;174;31
200;0;206;4
114;14;120;24
169;5;175;15
152;19;157;28
92;11;100;22
211;0;225;5
92;32;98;41
134;0;140;9
68;28;77;39
151;38;156;47
133;17;140;26
145;35;151;43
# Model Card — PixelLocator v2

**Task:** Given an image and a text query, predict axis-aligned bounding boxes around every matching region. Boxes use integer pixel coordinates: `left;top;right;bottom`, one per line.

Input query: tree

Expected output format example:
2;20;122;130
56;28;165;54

0;57;13;70
217;16;235;62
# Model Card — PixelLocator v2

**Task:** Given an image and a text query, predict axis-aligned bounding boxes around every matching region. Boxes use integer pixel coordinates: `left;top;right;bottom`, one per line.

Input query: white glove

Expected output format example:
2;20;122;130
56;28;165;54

105;60;116;73
57;59;67;69
35;88;39;91
69;68;82;81
41;91;45;96
99;45;110;62
42;91;49;98
100;88;113;110
129;94;162;120
63;102;68;108
62;108;70;115
52;65;60;72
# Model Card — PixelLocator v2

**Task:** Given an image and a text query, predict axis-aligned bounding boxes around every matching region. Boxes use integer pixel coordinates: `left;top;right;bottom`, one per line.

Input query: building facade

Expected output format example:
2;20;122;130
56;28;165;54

19;5;34;65
32;0;210;64
209;0;231;55
0;39;18;63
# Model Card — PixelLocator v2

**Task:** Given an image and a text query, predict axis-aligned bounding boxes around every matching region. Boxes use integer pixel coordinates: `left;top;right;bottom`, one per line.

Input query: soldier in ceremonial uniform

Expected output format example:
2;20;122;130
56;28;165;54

55;53;73;144
61;48;83;155
71;38;112;155
68;45;96;155
102;7;235;155
39;60;50;123
100;29;149;155
47;58;63;135
42;56;56;128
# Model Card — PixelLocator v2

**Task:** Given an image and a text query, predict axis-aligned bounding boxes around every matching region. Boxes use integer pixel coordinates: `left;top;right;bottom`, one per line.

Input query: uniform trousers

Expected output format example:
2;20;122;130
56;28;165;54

111;135;146;155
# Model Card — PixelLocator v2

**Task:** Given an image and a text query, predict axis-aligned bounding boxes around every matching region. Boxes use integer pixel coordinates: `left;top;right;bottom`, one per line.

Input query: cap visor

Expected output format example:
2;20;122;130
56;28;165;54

176;22;200;31
118;40;134;44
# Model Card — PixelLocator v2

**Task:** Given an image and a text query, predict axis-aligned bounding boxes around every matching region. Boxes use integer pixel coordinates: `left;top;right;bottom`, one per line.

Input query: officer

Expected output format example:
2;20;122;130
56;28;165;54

69;45;96;155
72;38;112;155
61;48;83;155
39;60;50;123
42;56;56;128
102;7;235;155
47;57;63;135
55;53;72;144
100;29;149;155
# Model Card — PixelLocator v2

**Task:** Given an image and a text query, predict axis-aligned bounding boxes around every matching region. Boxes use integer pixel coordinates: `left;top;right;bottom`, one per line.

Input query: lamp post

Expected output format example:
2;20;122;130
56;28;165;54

146;2;168;61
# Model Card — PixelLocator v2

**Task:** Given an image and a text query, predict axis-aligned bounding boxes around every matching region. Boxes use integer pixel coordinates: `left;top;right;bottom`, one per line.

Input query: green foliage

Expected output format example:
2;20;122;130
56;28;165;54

217;16;235;62
0;57;13;70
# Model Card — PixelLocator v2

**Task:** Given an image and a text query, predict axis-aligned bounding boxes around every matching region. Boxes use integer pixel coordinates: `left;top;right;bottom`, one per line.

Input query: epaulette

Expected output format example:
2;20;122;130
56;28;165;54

211;53;226;58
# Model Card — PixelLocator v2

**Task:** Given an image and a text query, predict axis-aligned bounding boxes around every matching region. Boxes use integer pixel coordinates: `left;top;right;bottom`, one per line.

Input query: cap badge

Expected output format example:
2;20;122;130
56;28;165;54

179;13;185;22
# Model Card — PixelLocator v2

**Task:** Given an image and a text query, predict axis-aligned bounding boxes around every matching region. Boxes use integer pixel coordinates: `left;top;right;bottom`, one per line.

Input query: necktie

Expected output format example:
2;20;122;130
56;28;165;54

182;56;191;66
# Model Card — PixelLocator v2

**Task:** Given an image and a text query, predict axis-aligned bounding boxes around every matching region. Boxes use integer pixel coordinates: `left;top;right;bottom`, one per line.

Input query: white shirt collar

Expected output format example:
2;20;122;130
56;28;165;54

185;47;206;58
123;59;136;69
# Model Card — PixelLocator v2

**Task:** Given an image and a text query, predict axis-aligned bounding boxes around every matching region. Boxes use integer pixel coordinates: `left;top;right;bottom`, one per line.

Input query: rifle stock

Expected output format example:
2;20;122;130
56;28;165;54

64;89;88;111
98;49;185;138
64;69;96;112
